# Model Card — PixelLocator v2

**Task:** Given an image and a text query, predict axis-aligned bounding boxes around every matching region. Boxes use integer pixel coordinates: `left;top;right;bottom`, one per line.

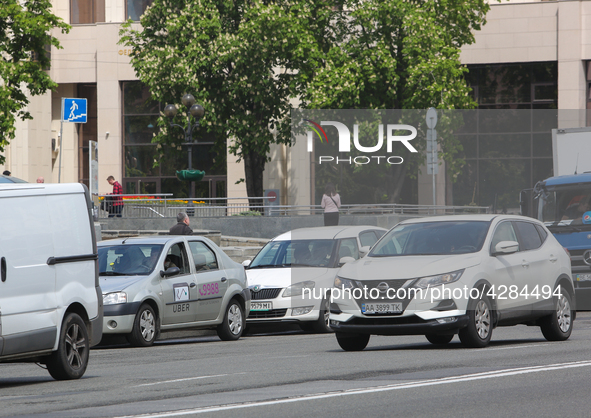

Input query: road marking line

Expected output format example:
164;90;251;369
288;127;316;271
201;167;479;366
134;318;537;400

134;373;245;387
117;360;591;417
486;343;550;351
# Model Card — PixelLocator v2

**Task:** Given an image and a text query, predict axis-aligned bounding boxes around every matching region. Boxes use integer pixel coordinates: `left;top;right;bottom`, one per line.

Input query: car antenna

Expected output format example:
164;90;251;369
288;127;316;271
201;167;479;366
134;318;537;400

122;237;130;244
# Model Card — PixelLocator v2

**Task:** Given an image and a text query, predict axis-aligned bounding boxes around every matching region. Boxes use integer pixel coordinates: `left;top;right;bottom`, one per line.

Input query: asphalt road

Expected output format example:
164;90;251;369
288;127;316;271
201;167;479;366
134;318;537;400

2;313;591;418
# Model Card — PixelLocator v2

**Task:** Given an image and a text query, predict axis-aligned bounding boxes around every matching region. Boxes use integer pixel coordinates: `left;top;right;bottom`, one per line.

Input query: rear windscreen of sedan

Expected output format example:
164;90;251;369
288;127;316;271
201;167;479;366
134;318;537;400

370;221;491;256
98;244;164;276
249;239;337;268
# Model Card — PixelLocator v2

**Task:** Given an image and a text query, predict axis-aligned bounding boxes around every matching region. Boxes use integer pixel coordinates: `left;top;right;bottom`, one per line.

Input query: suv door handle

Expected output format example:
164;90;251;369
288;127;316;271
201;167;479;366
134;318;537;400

1;257;6;282
521;260;530;268
549;255;558;263
221;277;227;282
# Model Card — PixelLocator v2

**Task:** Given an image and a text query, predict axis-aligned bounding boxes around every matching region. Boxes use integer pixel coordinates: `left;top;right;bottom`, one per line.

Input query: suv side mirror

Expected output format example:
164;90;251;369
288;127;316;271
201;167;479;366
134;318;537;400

338;256;356;267
160;266;180;277
493;241;519;255
359;246;371;257
242;259;252;268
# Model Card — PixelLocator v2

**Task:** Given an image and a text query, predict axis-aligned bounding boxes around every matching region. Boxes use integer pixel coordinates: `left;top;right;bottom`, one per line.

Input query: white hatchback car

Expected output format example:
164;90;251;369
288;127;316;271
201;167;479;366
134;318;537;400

330;215;575;350
244;226;386;332
98;236;250;346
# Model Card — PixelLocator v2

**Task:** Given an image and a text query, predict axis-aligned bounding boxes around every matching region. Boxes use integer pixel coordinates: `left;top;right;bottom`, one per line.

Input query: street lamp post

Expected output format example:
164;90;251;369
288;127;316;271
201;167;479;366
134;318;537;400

163;94;205;214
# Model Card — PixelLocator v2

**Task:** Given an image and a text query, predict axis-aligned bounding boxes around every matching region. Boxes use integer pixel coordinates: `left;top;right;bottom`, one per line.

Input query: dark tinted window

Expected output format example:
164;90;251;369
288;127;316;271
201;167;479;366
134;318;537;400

515;221;543;251
371;221;490;256
535;224;548;242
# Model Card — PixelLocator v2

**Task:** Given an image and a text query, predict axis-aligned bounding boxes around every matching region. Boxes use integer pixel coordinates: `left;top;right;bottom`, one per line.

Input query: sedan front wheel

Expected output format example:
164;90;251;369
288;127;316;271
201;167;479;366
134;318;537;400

127;304;157;347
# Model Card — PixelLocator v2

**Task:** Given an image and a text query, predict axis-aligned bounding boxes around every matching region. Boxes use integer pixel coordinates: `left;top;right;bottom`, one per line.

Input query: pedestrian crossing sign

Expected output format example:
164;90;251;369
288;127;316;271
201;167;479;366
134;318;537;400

62;98;87;123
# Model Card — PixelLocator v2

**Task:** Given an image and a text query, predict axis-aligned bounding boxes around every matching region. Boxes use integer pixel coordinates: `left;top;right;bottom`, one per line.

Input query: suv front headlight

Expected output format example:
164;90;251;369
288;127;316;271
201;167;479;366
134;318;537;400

414;269;464;289
103;292;127;305
283;281;315;297
334;276;356;289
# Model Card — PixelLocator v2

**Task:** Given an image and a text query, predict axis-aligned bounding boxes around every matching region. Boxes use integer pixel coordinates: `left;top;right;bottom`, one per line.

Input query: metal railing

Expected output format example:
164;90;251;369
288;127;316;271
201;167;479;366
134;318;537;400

95;195;490;219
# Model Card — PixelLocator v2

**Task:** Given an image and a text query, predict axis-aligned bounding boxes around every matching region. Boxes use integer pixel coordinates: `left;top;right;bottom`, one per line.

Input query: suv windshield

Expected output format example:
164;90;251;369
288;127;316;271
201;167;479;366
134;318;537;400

249;239;337;268
98;244;163;276
370;221;490;256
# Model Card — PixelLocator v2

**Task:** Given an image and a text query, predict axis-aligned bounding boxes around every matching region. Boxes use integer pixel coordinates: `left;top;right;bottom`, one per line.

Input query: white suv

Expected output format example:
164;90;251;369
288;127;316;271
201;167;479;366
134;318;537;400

330;215;574;350
0;183;102;379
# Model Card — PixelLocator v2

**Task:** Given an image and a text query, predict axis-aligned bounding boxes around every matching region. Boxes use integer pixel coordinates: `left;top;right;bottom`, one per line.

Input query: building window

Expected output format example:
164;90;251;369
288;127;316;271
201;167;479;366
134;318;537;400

71;0;105;24
121;81;226;199
452;62;558;211
126;0;153;21
587;61;591;127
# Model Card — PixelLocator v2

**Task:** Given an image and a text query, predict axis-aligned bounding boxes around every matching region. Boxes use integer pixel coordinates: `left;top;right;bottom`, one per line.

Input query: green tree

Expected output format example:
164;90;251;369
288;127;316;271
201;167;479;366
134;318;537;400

305;0;491;203
120;0;333;206
0;0;69;165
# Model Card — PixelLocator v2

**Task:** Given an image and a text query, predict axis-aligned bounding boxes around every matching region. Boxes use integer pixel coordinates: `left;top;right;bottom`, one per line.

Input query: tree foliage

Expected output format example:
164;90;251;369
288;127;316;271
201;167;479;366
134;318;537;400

0;0;69;165
120;0;491;204
304;0;491;203
120;0;333;205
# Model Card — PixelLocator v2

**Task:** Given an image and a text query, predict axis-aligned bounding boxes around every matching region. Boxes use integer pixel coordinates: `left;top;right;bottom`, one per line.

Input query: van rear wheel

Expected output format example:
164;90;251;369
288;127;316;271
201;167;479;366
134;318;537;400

127;304;157;347
46;313;89;380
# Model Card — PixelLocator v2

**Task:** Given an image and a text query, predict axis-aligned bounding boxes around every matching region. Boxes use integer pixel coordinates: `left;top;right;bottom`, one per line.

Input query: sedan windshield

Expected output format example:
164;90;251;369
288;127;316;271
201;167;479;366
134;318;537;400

98;244;163;276
249;239;337;268
370;221;490;256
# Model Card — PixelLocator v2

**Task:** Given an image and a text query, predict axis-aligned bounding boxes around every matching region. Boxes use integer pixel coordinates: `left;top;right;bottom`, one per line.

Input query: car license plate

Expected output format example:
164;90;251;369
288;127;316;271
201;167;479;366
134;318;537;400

250;302;272;311
361;302;402;314
576;273;591;281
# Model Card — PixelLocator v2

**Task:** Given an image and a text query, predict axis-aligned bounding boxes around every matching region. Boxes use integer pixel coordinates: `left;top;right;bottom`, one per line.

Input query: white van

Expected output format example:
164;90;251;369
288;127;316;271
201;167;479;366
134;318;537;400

0;183;102;380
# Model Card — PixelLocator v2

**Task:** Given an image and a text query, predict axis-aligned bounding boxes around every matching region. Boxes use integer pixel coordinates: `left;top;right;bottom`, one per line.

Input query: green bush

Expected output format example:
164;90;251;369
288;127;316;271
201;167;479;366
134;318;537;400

233;210;262;217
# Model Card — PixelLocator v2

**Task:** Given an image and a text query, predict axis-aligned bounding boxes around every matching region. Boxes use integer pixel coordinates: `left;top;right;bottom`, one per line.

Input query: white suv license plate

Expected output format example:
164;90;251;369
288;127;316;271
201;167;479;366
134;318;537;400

576;273;591;281
251;302;272;311
362;302;402;314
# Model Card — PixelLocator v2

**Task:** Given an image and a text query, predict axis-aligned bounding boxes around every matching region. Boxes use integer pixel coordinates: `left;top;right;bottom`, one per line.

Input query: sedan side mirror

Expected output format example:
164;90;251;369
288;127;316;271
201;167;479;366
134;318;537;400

359;246;371;257
338;256;356;267
160;266;180;277
242;259;252;268
493;241;519;255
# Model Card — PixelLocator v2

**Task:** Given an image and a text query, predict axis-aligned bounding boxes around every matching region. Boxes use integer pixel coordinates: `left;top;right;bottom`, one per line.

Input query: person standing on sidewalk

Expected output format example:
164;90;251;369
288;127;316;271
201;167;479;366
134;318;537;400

107;175;124;217
169;212;193;235
321;183;341;226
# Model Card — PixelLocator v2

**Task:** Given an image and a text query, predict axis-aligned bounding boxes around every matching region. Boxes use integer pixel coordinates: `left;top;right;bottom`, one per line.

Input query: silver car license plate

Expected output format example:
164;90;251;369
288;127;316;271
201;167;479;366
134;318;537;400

250;302;272;311
361;302;402;314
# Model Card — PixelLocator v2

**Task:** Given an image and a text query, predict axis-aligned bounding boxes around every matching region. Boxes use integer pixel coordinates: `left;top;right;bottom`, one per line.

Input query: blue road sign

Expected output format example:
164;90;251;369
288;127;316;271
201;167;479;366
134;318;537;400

62;98;87;123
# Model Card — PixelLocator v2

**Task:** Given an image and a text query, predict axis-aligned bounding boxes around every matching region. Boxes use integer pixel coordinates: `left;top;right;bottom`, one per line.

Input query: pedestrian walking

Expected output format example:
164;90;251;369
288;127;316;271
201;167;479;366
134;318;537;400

321;183;341;226
106;175;124;217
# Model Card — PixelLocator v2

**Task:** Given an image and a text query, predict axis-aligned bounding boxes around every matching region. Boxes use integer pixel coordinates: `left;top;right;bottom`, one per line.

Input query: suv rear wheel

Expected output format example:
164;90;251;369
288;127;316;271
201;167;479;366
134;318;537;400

540;287;573;341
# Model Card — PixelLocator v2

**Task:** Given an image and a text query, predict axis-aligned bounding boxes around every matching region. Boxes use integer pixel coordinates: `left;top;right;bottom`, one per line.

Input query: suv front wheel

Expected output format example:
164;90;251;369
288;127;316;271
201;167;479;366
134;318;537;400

459;293;493;348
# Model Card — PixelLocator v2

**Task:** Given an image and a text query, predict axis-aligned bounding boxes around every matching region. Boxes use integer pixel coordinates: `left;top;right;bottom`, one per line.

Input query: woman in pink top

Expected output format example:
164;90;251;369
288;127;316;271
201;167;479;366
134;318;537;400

321;183;341;226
